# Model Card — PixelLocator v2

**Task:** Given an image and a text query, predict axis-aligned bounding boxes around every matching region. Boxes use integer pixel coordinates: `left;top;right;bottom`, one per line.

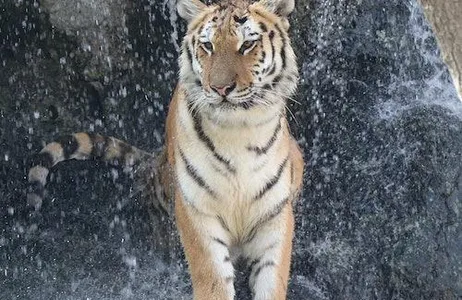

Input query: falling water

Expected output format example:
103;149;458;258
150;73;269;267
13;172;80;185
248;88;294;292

1;0;461;299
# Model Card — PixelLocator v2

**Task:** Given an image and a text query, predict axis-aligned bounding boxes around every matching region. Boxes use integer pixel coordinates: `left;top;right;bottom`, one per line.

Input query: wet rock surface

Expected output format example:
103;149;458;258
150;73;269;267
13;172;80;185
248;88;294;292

40;0;129;75
1;0;462;299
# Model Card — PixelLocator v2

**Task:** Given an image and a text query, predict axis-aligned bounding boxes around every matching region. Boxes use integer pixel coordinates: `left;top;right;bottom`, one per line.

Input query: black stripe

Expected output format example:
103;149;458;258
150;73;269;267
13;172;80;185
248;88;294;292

179;189;209;216
218;3;227;12
113;141;132;166
259;22;268;32
259;50;266;63
56;135;79;159
274;24;287;70
191;112;236;174
252;261;276;278
237;86;249;93
263;242;278;253
212;237;228;247
31;152;54;169
197;24;204;35
240;100;256;110
236;90;253;99
234;15;247;24
27;180;45;198
248;257;261;270
185;37;194;68
267;64;276;76
145;189;169;216
272;75;282;87
217;215;231;233
269;31;275;65
180;149;217;198
245;197;290;244
186;45;193;66
274;24;286;43
280;47;287;70
247;121;282;155
88;134;107;159
224;256;231;262
253;156;288;201
238;44;246;55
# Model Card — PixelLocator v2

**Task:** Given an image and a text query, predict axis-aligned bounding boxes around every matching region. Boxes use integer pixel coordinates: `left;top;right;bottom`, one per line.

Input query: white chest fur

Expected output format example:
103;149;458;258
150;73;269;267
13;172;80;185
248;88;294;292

174;97;292;242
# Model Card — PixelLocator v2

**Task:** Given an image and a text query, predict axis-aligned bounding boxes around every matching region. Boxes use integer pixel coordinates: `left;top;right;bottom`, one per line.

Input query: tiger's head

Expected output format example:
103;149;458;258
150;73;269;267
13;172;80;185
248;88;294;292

177;0;298;125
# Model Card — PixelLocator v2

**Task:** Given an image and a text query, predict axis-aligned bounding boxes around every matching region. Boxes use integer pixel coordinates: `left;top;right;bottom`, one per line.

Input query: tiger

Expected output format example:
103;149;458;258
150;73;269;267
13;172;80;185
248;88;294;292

27;0;304;299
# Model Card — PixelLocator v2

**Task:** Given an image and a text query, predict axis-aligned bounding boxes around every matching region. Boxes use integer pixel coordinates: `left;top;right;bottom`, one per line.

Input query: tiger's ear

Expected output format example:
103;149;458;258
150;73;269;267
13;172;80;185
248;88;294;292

177;0;208;23
259;0;295;17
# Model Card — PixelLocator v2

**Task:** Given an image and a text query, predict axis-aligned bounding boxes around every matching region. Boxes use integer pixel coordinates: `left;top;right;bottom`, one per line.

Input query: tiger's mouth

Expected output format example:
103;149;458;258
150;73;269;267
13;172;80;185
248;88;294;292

194;80;281;112
204;86;268;110
215;97;257;110
205;91;260;110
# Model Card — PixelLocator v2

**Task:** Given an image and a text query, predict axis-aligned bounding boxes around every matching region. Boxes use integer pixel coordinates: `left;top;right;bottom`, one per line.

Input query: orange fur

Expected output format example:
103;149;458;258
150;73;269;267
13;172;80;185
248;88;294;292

170;1;302;298
175;193;232;299
274;205;295;299
28;1;303;299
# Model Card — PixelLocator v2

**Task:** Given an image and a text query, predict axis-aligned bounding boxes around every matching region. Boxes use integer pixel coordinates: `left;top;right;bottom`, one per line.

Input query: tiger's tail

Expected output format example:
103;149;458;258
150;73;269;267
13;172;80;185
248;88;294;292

27;132;154;210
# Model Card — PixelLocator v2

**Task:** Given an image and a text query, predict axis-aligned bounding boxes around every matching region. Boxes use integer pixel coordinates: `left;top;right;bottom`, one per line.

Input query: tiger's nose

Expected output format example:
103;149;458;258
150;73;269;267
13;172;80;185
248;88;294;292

210;83;236;96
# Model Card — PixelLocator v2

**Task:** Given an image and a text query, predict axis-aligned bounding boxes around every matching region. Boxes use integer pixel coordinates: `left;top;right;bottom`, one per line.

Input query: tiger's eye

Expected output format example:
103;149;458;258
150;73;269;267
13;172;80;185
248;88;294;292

201;42;213;52
239;40;255;54
242;40;254;49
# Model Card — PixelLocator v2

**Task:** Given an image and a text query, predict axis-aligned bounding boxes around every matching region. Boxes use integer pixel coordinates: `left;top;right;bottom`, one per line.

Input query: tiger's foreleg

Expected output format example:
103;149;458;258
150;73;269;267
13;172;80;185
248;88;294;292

175;194;236;300
244;203;295;300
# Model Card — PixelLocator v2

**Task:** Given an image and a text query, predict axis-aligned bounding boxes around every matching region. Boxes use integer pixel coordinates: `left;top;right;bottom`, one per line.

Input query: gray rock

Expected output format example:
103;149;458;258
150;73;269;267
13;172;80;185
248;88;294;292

291;0;462;298
41;0;130;76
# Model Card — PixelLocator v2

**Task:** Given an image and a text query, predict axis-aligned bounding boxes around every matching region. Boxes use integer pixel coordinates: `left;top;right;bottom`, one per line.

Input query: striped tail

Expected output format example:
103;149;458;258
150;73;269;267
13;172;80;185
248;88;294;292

27;132;153;210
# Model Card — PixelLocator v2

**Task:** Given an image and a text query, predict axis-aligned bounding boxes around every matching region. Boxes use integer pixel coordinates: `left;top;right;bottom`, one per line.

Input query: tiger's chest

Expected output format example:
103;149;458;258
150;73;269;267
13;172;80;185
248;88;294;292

174;105;291;240
176;147;290;240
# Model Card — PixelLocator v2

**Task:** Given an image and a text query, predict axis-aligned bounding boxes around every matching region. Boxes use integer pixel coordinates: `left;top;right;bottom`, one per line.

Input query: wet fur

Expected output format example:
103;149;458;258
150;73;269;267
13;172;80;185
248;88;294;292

27;1;303;299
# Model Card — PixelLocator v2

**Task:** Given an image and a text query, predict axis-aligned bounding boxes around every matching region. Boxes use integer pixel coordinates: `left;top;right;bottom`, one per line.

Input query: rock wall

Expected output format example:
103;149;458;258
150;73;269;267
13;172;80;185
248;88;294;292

1;0;462;299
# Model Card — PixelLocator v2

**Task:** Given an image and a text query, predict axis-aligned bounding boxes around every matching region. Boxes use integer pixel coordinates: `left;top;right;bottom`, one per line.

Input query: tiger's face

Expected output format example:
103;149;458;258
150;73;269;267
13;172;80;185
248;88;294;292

178;0;298;125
